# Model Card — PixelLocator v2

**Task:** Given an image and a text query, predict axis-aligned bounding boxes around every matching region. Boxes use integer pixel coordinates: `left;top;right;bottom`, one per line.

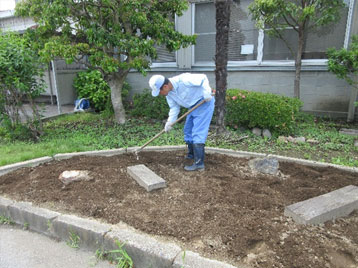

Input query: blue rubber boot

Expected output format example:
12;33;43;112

184;144;205;171
185;143;194;159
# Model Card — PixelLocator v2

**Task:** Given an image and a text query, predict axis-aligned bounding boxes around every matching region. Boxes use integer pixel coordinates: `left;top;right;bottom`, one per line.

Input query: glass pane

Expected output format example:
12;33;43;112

229;0;258;61
194;0;259;63
195;34;216;62
195;2;216;33
153;44;176;63
263;6;349;60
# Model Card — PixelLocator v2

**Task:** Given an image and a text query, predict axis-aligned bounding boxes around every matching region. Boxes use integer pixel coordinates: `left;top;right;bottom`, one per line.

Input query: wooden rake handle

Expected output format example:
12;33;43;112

135;99;207;153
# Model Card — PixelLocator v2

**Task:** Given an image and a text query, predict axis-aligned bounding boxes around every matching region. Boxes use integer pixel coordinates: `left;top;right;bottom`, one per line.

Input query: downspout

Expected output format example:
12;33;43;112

51;60;62;114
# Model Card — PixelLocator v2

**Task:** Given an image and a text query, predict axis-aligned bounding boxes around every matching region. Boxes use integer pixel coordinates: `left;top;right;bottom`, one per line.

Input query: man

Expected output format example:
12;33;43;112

149;73;215;171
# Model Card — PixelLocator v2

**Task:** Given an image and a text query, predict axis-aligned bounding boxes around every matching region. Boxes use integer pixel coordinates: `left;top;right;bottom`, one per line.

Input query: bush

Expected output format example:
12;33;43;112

225;89;303;134
74;70;130;112
0;31;45;141
129;89;170;120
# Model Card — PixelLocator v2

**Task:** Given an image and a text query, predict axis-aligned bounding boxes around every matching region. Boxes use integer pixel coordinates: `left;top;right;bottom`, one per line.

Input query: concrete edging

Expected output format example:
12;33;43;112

1;146;358;268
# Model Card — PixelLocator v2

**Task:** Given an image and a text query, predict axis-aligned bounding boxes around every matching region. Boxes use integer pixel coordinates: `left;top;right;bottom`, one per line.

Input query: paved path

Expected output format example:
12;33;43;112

0;225;115;268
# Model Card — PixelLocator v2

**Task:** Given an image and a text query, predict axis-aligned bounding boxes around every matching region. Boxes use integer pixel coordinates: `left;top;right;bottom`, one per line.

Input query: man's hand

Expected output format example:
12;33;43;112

165;122;173;132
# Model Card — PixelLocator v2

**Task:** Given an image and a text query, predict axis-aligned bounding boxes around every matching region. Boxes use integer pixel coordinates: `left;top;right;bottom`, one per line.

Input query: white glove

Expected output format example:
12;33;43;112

204;95;213;102
164;121;173;132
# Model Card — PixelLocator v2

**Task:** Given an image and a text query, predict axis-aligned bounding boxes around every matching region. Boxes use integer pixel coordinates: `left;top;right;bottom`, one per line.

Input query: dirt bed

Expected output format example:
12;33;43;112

0;151;358;268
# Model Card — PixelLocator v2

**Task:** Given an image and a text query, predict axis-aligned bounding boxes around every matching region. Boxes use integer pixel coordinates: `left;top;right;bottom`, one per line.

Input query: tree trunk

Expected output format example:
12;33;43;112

215;0;232;133
107;72;128;124
294;29;304;99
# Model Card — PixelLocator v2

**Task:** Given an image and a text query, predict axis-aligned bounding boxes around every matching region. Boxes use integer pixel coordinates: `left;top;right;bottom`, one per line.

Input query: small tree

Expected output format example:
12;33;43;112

16;0;196;124
327;35;358;122
215;0;232;133
0;31;45;140
249;0;345;99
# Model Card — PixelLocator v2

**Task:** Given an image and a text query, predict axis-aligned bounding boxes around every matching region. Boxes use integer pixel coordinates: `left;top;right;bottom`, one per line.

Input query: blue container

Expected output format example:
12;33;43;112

74;98;90;111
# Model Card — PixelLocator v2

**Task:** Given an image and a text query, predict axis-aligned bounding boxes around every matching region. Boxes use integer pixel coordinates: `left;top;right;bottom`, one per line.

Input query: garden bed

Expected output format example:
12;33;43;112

0;150;357;268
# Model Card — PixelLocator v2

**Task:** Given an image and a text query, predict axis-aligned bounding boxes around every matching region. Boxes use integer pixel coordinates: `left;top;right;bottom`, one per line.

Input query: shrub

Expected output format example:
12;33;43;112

74;70;130;113
129;89;170;120
0;31;45;141
225;89;303;134
74;70;110;112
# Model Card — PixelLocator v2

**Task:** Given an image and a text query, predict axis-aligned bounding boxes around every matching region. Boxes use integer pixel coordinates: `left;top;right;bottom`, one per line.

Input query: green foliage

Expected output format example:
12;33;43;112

0;215;15;225
107;241;133;268
249;0;345;45
0;31;45;140
129;89;169;120
225;89;303;134
327;35;358;88
66;230;80;249
16;0;196;123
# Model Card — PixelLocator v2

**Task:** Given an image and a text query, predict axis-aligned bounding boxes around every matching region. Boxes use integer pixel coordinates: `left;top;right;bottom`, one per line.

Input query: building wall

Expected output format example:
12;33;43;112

127;67;353;118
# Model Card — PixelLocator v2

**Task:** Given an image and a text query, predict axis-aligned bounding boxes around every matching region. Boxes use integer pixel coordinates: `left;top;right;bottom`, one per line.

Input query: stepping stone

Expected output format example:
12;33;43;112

127;164;166;192
284;185;358;225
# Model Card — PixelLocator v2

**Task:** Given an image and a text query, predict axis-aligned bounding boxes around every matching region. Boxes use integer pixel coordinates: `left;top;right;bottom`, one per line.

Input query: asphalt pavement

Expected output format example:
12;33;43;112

0;225;115;268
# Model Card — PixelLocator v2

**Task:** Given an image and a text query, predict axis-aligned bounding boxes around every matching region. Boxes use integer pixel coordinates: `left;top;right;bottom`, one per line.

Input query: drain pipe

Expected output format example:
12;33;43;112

51;60;62;114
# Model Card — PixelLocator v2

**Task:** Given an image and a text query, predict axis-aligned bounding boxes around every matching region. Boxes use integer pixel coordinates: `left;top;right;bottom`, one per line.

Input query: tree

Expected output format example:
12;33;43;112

16;0;195;124
327;35;358;122
215;0;232;133
0;31;45;140
249;0;345;99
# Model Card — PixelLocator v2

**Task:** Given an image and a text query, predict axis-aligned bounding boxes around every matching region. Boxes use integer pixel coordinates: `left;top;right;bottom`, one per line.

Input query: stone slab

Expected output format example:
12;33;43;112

0;156;53;176
172;251;240;268
52;214;112;251
8;202;60;235
284;185;358;225
104;224;181;268
127;164;166;192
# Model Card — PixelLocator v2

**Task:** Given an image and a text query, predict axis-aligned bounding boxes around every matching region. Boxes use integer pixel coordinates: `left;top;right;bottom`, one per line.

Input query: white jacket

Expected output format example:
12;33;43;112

166;73;212;123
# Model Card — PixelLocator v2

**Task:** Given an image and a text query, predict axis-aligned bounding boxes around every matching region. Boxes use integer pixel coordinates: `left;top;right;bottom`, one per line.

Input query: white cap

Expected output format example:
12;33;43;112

149;75;165;97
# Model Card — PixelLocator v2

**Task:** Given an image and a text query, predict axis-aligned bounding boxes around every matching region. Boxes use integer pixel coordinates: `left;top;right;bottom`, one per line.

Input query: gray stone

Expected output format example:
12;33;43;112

262;129;272;139
307;139;319;144
8;202;60;235
127;164;166;192
354;139;358;147
294;137;306;143
58;170;93;185
249;157;279;175
104;224;181;268
172;251;240;268
284;185;358;225
52;214;112;251
252;127;262;137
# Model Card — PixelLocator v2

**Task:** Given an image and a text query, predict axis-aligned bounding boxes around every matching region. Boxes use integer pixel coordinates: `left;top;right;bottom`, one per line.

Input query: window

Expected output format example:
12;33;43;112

263;6;349;60
192;0;353;65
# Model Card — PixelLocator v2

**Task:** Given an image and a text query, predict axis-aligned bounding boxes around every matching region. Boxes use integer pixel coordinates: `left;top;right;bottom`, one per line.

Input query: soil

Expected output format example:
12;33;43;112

0;150;358;268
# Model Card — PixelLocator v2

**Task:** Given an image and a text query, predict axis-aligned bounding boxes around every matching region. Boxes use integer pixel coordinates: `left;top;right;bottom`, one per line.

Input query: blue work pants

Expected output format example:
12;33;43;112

183;97;215;144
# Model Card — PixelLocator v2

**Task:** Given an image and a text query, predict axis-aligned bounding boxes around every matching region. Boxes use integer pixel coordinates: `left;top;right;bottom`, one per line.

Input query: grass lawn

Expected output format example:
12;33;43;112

1;112;358;167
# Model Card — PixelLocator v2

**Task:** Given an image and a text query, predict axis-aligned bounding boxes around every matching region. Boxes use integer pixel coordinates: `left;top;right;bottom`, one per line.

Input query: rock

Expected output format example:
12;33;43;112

294;137;306;143
252;127;262;137
262;129;272;139
278;136;287;143
58;170;93;185
354;140;358;147
249;157;279;175
307;139;319;144
287;136;295;143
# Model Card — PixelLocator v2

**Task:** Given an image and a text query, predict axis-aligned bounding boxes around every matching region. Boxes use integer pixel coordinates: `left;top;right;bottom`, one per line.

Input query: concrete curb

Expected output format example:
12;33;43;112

1;146;358;268
0;156;53;176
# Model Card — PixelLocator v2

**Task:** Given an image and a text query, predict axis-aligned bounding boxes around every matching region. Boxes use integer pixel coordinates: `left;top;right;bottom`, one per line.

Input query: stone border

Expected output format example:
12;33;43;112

1;146;358;268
